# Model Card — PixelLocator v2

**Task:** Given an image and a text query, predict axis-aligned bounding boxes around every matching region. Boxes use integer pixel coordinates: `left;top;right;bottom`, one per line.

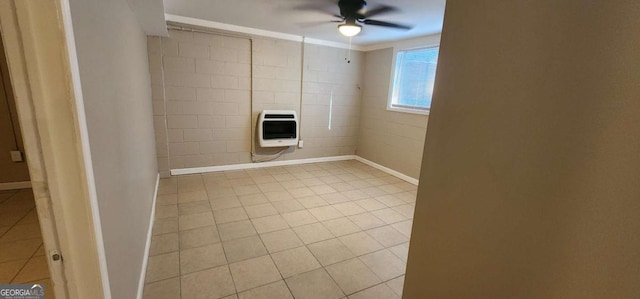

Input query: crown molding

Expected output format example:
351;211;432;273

359;33;443;52
165;14;301;41
165;14;365;51
304;37;364;51
164;14;441;52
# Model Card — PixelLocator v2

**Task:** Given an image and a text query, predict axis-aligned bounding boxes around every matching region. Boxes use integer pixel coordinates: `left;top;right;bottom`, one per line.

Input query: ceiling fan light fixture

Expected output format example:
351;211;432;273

338;23;362;37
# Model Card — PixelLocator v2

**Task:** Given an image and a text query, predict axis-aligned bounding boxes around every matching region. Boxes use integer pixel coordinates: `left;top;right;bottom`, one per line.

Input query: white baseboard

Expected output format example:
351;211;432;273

170;155;419;186
0;181;32;191
171;155;357;176
354;156;419;186
137;174;160;299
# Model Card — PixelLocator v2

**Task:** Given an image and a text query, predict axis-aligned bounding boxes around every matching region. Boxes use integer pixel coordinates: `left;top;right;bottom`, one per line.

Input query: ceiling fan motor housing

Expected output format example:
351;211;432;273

339;0;367;22
333;0;412;32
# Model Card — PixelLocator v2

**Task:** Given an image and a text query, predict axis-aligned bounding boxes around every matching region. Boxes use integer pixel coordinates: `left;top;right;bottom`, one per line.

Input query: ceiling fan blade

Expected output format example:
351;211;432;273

298;20;342;28
292;2;339;17
363;19;413;30
363;5;397;18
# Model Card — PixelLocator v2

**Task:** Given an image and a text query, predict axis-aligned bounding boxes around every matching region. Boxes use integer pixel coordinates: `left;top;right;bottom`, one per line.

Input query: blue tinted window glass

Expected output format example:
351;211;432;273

394;47;439;109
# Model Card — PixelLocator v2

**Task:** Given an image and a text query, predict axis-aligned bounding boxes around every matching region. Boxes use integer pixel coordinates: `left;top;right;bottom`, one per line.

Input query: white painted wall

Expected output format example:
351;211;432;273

357;35;440;180
68;0;158;297
126;0;167;36
405;1;640;297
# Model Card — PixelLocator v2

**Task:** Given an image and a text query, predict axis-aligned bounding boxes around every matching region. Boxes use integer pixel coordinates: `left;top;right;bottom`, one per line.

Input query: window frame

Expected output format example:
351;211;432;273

387;41;440;115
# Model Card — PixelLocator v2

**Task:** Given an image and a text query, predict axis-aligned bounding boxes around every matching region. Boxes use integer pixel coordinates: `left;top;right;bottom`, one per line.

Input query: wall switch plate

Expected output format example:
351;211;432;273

298;140;304;149
10;151;23;162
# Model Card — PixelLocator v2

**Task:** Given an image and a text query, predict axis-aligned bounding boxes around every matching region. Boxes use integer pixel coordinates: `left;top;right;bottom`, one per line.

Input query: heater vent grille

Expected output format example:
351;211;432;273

258;110;299;148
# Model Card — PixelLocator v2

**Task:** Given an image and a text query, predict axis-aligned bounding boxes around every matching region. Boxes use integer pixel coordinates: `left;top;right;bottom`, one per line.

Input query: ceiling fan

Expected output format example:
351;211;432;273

299;0;413;37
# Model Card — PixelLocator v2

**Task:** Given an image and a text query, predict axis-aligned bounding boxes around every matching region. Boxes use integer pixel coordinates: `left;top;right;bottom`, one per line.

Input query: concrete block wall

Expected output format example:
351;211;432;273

299;44;363;159
249;37;302;157
149;29;363;176
357;48;429;179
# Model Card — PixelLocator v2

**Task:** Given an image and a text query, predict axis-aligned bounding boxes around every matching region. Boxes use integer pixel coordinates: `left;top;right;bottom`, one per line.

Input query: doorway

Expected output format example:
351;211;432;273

0;190;52;294
0;34;55;297
0;32;29;186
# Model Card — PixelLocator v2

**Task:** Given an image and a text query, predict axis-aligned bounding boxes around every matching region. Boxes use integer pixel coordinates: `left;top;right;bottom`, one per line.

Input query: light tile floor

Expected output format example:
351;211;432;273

0;189;54;298
143;160;416;299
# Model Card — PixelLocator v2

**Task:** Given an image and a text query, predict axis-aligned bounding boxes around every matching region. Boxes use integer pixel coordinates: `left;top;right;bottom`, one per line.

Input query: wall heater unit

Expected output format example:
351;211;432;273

258;110;299;148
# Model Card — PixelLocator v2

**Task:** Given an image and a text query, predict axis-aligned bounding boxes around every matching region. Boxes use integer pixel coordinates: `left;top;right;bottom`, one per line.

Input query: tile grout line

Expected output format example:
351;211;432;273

144;219;409;274
0;190;18;206
10;230;47;284
202;173;240;299
0;190;45;284
238;168;296;297
171;204;408;244
0;191;38;240
267;189;347;297
222;170;298;296
302;239;348;298
146;160;415;298
0;207;36;240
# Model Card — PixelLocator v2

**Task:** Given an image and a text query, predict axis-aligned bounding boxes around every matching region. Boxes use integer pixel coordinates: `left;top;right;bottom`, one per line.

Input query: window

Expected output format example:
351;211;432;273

388;46;439;114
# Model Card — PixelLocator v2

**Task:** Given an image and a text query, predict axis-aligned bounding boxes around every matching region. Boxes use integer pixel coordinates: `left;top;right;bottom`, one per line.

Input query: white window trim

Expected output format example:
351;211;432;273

387;38;440;116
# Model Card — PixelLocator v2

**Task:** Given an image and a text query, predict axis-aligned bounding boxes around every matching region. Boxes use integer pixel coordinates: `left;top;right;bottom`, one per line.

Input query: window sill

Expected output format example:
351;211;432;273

387;106;430;116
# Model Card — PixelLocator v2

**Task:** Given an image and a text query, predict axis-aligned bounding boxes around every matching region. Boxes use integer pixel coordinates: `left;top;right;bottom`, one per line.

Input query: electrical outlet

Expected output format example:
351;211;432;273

10;151;23;162
298;140;304;149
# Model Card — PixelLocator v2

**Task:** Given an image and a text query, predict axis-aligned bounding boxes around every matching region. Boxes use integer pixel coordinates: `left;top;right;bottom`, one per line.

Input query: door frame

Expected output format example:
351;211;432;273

0;0;109;298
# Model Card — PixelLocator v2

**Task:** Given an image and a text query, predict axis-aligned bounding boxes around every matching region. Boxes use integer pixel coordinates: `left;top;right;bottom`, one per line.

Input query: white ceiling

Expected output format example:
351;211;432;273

127;0;167;36
163;0;446;46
